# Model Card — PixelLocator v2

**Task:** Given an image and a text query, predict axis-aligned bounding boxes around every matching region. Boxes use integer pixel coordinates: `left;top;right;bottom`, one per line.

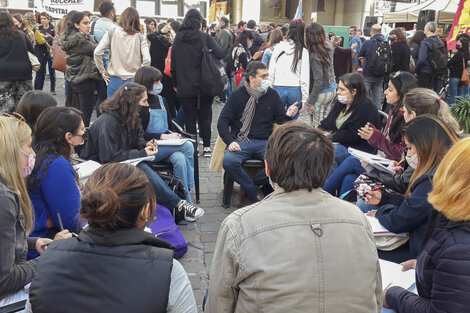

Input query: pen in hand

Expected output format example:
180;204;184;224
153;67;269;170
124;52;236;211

57;211;78;237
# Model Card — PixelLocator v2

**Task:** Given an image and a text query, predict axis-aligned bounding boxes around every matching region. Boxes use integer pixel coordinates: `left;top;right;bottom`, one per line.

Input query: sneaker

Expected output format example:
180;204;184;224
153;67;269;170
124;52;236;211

51;91;56;95
177;200;204;222
203;147;212;158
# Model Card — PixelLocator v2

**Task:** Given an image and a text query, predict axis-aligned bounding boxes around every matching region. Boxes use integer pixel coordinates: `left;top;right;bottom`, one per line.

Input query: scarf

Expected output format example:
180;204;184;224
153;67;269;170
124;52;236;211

238;81;264;141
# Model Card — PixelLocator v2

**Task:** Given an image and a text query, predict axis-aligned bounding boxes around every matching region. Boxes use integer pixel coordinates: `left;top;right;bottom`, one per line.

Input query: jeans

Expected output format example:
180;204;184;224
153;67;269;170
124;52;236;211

34;54;55;91
331;144;351;172
137;162;181;209
180;96;213;148
324;155;365;196
356;197;379;213
153;141;195;203
95;78;107;115
448;77;467;105
273;86;302;120
364;75;384;110
107;76;133;98
223;139;267;198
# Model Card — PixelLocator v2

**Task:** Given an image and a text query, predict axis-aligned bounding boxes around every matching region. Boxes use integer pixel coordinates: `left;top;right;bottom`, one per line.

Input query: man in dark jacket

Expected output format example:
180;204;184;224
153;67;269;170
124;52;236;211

415;22;445;92
216;16;234;56
218;62;298;206
358;24;386;109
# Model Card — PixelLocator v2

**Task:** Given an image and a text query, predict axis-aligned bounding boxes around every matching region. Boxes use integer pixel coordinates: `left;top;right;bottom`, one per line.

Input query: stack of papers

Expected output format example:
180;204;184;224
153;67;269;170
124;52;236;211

348;147;394;174
366;215;407;237
380;259;416;291
120;156;155;166
156;138;195;146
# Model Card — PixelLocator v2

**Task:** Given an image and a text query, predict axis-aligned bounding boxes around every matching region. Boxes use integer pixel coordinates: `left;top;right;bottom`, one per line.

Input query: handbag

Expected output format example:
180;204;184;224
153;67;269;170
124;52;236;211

353;173;392;200
28;52;41;72
235;68;244;86
146;204;188;259
146;96;169;134
51;44;66;72
461;59;469;86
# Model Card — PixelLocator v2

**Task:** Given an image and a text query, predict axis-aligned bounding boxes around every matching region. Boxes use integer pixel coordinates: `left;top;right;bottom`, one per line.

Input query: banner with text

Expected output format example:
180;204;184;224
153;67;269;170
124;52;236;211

447;0;470;50
34;0;94;19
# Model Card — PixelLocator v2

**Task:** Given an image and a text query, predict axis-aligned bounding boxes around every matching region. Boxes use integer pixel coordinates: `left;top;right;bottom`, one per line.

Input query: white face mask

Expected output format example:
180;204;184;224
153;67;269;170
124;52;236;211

406;153;418;169
257;79;270;93
338;95;352;105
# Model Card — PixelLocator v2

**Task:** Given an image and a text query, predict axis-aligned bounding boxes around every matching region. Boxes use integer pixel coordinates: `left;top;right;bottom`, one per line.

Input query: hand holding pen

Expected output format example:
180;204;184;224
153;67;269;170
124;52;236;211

145;138;158;156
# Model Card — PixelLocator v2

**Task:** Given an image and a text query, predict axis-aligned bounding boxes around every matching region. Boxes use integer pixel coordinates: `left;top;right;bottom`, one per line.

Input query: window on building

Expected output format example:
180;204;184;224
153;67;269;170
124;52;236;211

28;0;34;8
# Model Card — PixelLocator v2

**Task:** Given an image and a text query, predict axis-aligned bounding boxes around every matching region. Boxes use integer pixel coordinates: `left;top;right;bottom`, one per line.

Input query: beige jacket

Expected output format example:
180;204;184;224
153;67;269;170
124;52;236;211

94;26;150;80
207;188;382;313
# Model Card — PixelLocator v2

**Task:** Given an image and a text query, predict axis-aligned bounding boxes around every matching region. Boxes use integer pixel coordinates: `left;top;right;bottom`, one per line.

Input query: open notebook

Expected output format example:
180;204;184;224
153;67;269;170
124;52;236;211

348;147;394;174
74;156;155;179
380;259;416;292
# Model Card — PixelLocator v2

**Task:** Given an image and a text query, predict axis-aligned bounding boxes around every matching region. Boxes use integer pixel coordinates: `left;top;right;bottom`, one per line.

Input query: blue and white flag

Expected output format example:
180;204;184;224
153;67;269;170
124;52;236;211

295;0;302;20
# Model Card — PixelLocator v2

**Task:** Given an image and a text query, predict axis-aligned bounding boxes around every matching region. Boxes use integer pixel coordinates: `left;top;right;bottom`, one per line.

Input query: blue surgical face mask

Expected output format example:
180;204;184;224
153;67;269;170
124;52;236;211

257;79;270;93
149;83;163;95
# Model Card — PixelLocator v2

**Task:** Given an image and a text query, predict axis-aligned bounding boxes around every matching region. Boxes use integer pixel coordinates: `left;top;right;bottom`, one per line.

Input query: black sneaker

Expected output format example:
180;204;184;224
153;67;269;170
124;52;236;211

177;200;204;222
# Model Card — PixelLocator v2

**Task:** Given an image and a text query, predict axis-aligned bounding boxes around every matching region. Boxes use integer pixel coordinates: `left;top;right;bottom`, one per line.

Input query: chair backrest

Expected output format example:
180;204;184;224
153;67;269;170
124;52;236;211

378;110;389;132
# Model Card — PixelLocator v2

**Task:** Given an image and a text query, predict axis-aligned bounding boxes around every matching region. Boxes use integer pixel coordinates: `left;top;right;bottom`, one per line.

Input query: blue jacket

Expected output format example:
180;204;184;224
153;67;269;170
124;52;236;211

29;156;81;239
386;212;470;313
376;172;434;258
415;35;442;75
349;35;362;66
358;34;386;77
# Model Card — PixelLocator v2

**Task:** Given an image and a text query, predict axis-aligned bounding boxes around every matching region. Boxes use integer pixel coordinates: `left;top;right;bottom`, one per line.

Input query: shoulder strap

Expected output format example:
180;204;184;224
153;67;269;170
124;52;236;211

276;50;286;62
90;21;96;36
157;95;165;111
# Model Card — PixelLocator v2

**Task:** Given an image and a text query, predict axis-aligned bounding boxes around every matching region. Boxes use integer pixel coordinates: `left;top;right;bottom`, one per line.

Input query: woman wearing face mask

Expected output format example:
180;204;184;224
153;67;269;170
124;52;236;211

27;107;84;251
226;30;255;93
58;11;99;127
365;115;459;263
447;37;470;105
319;73;380;168
389;28;410;72
323;71;417;197
134;66;195;204
0;114;70;301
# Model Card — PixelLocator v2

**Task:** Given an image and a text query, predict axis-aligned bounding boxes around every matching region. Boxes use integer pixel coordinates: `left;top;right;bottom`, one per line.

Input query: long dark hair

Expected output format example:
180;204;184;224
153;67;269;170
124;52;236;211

100;83;147;129
458;37;470;60
29;107;83;189
339;73;368;114
16;90;58;129
234;30;254;55
305;22;331;66
180;8;202;31
286;19;305;72
409;30;425;47
388;72;418;144
0;11;20;40
66;11;86;32
266;29;283;48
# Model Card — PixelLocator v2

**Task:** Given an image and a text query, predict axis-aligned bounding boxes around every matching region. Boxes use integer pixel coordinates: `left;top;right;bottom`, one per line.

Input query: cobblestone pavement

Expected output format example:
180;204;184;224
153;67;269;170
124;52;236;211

48;75;232;312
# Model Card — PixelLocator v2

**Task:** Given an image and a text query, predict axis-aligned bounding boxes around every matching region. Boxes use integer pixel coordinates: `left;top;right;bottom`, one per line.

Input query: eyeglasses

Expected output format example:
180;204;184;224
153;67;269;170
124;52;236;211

2;112;26;122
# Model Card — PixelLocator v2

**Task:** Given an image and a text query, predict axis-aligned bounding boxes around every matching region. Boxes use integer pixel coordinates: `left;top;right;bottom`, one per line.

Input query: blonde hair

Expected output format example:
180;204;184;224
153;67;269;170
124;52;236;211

429;138;470;222
55;17;67;36
0;117;34;234
403;88;460;133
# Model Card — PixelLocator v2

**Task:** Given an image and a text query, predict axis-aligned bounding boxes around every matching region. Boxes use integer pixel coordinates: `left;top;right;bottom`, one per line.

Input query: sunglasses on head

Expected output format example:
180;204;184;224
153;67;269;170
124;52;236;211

2;112;26;122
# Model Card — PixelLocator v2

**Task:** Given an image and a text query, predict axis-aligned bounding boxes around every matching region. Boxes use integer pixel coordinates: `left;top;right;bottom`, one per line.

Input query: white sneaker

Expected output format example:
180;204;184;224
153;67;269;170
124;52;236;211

177;200;204;222
203;147;212;158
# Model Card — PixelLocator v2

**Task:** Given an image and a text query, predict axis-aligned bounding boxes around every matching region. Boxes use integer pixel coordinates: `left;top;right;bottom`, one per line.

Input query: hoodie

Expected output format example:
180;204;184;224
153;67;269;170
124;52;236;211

171;29;225;98
268;39;310;104
58;29;99;85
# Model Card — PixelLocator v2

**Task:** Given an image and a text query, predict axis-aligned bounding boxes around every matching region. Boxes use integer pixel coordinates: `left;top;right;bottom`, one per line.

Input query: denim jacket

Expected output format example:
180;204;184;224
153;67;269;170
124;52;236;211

207;188;382;313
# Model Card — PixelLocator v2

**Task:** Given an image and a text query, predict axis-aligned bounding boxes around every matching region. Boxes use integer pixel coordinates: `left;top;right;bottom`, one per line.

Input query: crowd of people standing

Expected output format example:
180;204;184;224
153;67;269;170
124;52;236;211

2;3;470;313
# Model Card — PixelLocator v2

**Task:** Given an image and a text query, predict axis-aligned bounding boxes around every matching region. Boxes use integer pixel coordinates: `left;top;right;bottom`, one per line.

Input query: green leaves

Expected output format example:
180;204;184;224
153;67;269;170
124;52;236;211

452;95;470;133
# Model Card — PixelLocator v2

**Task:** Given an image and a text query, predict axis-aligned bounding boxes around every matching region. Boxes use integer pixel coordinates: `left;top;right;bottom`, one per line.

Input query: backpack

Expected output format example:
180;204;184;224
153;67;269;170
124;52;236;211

164;47;172;77
157;172;187;224
369;39;393;76
427;38;448;76
201;35;229;96
146;204;188;259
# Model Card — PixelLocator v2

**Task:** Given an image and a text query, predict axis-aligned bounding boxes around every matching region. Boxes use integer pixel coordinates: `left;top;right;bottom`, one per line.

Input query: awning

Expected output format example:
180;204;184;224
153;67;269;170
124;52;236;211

382;0;457;24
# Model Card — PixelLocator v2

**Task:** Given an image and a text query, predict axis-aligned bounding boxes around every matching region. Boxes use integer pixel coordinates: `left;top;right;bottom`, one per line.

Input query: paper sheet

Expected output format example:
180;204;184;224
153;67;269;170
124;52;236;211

380;259;416;291
73;160;102;179
365;215;407;237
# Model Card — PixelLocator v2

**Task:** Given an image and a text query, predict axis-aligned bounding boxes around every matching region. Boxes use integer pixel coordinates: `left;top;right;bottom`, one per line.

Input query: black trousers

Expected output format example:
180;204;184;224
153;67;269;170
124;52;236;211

66;79;95;127
180;96;213;148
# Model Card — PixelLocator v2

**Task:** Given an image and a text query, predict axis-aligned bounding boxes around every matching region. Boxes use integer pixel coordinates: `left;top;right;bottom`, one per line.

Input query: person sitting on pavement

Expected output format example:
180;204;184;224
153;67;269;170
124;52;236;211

134;66;195;204
217;61;298;206
207;122;382;313
383;137;470;313
81;82;204;222
15;90;57;129
28;163;197;313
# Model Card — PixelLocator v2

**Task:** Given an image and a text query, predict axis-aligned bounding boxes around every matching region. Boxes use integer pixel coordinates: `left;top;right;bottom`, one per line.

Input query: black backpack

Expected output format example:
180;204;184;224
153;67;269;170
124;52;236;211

427;38;448;76
201;35;229;97
369;39;393;76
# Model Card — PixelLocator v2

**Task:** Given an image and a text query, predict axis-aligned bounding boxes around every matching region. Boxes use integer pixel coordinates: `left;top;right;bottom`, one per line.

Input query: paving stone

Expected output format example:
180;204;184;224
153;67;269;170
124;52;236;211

200;232;219;243
200;222;221;232
204;241;216;253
